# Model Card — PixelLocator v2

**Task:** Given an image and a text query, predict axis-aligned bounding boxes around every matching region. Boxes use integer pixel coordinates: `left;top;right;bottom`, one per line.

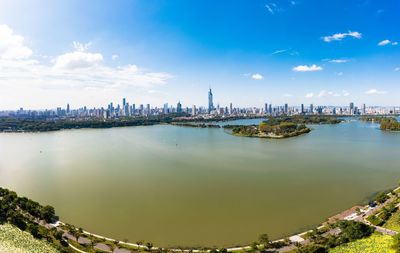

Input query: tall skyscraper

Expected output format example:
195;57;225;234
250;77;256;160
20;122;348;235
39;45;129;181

362;104;366;115
192;105;197;115
122;98;126;108
140;104;144;115
264;103;268;114
146;104;150;115
229;103;233;115
310;104;314;114
284;103;288;114
124;103;129;116
131;104;136;115
268;104;272;114
301;104;304;114
349;102;354;114
163;103;168;114
208;88;214;114
66;103;70;114
177;101;182;113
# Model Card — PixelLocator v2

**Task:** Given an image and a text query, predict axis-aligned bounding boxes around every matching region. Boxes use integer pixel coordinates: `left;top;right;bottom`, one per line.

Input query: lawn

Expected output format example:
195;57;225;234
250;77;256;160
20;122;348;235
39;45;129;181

385;209;400;232
0;223;59;253
329;233;395;253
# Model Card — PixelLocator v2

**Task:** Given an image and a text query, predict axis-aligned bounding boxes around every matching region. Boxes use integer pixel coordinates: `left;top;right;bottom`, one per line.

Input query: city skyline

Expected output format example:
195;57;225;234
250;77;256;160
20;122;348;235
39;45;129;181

0;0;400;109
2;88;398;118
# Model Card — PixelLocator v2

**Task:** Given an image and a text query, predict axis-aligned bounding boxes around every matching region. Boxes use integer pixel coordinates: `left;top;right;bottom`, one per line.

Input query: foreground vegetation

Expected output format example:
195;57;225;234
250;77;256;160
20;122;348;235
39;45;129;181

328;233;395;253
0;223;59;253
1;178;400;253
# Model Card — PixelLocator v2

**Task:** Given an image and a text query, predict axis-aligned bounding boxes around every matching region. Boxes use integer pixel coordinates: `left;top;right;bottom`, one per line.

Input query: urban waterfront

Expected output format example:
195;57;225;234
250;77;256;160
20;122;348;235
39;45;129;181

0;119;399;247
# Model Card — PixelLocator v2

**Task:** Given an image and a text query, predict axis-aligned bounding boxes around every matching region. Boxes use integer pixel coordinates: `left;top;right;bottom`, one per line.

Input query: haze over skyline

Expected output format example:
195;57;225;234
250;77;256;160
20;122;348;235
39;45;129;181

0;0;399;110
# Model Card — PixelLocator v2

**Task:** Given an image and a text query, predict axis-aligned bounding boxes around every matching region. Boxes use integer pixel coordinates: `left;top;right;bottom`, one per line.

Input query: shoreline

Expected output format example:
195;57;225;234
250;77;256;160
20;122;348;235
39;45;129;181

53;186;400;252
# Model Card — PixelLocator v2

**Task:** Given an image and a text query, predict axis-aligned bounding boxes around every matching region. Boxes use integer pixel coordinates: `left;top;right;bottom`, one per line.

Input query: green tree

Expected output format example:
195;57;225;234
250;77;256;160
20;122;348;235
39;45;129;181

258;233;270;247
41;205;56;223
392;234;400;253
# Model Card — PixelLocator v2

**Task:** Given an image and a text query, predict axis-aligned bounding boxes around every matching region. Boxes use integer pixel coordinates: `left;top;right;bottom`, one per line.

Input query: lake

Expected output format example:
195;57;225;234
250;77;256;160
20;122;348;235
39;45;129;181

0;119;399;247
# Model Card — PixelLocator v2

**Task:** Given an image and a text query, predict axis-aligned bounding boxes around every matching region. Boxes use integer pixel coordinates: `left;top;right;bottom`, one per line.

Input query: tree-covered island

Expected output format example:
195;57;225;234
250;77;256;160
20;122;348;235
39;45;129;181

226;116;342;139
228;121;311;139
360;116;400;131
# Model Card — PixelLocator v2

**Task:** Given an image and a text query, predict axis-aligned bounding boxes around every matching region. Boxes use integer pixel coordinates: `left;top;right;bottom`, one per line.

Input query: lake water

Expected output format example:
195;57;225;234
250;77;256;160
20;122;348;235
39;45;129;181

0;119;399;247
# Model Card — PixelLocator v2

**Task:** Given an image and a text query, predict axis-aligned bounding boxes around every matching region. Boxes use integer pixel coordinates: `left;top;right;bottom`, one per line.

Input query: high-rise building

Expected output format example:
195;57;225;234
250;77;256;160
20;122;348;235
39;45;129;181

131;104;136;115
146;104;150;115
124;103;129;116
268;104;272;114
284;103;288;114
140;104;144;115
362;104;366;115
66;103;70;114
192;105;197;115
177;101;182;113
310;104;314;114
163;103;169;114
229;103;233;115
349;102;354;115
301;104;304;114
122;98;126;108
208;88;214;114
264;103;268;114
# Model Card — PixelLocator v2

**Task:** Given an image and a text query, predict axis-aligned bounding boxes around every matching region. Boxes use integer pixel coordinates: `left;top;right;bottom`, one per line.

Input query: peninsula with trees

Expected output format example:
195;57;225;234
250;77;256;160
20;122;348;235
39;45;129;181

226;116;342;139
361;116;400;131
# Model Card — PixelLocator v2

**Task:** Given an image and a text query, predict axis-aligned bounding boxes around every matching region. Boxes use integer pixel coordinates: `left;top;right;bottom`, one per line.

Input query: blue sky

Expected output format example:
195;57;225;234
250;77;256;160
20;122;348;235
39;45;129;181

0;0;399;109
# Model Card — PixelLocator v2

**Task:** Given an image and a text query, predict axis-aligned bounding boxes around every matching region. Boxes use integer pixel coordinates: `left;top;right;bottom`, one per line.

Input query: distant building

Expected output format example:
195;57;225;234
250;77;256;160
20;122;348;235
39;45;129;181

301;104;304;114
163;103;168;114
208;88;214;114
350;102;354;115
66;103;70;114
177;101;182;113
146;104;150;115
310;104;314;114
192;105;197;115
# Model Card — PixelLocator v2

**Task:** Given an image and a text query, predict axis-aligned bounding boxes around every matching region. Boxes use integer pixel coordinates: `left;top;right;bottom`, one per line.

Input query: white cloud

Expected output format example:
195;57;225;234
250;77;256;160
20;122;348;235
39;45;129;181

377;39;398;46
251;73;264;80
329;59;349;63
306;90;348;99
365;89;386;95
292;64;323;72
336;72;343;76
54;51;103;69
271;49;288;55
112;54;119;60
318;90;336;97
265;3;277;14
0;24;32;59
395;67;400;72
0;25;173;109
305;93;314;98
283;93;293;97
72;41;92;52
322;31;362;42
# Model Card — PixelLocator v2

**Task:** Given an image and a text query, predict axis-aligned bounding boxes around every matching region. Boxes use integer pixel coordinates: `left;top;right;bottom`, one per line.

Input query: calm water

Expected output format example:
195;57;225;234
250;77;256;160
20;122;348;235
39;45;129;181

0;119;399;247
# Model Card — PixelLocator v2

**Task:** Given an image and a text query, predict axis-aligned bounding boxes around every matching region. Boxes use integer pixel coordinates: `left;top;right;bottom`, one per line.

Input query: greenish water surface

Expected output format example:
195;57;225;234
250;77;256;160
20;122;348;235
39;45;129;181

0;119;399;247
